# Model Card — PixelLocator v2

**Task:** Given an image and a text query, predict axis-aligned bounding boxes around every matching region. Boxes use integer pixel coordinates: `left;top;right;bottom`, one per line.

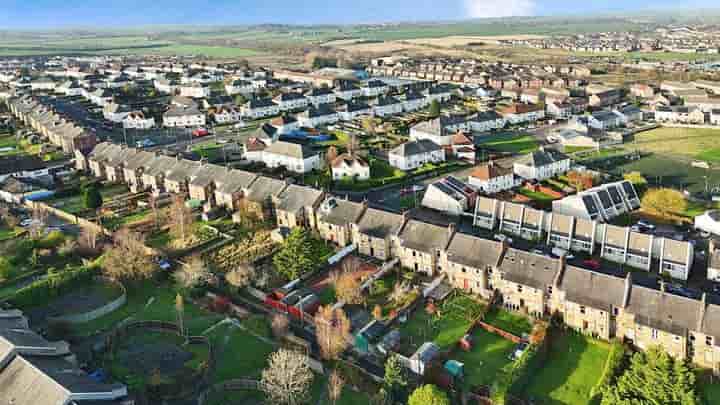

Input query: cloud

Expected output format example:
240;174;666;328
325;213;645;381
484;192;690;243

464;0;536;18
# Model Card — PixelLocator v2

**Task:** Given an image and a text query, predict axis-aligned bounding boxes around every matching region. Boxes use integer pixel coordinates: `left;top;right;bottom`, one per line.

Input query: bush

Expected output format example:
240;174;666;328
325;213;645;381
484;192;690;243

7;265;99;308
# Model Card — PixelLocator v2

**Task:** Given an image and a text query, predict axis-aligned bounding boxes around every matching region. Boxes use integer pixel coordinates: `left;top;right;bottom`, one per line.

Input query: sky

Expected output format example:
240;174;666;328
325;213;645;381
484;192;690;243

1;0;719;29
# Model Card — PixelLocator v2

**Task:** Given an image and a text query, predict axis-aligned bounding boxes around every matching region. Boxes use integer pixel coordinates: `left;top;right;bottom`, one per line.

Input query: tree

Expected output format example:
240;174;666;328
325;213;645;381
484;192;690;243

326;146;339;167
261;349;314;405
408;385;450;405
225;263;256;290
174;254;213;289
335;271;364;305
273;228;320;280
83;185;103;211
429;100;441;118
168;194;193;243
567;170;595;192
383;355;408;402
328;368;345;405
103;228;156;282
314;305;352;361
624;171;648;188
271;313;290;338
601;347;699;405
641;188;687;220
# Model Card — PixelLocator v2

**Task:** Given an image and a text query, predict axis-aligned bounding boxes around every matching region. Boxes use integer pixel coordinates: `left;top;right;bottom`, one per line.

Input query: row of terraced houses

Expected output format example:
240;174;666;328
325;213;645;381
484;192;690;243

73;140;720;374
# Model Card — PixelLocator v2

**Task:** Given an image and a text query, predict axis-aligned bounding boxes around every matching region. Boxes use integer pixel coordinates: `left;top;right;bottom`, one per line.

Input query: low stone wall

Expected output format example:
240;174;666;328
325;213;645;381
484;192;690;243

47;279;127;324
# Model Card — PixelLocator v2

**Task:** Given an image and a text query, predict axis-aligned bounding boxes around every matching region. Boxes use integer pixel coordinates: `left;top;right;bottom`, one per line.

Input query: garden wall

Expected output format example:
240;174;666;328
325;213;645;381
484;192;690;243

476;321;525;344
47;278;126;324
24;200;109;236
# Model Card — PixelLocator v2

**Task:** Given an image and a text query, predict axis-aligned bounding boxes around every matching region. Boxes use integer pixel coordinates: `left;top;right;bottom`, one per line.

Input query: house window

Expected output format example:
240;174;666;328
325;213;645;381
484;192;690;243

580;306;586;315
462;267;467;273
707;336;713;346
517;285;523;293
613;307;619;316
547;285;553;295
651;329;659;340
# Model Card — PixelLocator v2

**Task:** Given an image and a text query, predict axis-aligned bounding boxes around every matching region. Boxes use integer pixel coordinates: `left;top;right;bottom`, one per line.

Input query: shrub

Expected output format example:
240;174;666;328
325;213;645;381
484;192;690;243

7;265;99;308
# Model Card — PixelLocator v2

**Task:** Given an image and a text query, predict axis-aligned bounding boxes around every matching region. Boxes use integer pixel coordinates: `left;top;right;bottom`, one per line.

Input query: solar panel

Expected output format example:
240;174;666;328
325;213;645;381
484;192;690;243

582;195;599;215
621;181;638;199
608;186;623;204
597;190;613;209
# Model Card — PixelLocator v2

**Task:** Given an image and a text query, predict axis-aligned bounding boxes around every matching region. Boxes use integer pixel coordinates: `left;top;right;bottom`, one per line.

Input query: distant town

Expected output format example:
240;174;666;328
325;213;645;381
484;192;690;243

2;16;720;405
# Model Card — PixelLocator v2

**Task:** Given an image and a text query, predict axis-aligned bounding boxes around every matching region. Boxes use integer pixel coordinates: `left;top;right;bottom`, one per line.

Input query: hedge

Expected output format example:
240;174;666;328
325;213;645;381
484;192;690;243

7;265;100;308
590;341;626;401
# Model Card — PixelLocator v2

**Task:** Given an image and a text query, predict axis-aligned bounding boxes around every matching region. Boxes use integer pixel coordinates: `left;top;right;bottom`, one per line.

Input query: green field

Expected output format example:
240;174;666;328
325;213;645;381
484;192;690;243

475;132;539;154
522;333;612;405
612;154;720;193
628;127;720;164
453;327;517;388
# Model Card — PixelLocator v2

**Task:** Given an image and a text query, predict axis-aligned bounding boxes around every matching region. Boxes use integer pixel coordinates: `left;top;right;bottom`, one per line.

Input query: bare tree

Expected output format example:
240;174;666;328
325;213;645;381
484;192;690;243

0;205;18;228
148;194;162;230
314;305;352;361
103;228;156;282
174;254;214;289
326;146;339;167
335;272;363;305
78;225;100;253
29;206;48;238
175;293;185;337
225;262;256;289
271;313;290;338
328;368;345;405
261;349;314;405
168;194;193;243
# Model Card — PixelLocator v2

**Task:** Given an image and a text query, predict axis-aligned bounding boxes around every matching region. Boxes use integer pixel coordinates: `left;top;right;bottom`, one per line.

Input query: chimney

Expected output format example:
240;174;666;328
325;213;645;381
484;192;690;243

622;272;632;308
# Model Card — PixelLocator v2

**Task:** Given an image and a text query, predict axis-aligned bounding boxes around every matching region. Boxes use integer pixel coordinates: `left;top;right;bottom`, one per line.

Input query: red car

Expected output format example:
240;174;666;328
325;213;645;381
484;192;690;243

192;128;209;137
583;259;601;270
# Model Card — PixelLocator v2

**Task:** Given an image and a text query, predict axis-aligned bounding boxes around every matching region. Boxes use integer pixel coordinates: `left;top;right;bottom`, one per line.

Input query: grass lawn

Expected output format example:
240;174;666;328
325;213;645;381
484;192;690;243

206;322;274;383
399;292;485;350
563;145;595;154
475;132;539;154
483;308;533;337
522;332;611;405
518;188;560;202
334;157;407;191
610;154;720;194
701;381;720;405
71;281;223;337
453;327;517;389
627;127;720;164
103;208;151;231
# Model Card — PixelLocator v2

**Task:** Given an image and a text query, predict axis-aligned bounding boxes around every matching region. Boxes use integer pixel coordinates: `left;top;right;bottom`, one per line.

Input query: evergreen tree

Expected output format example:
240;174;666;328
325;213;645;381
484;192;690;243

602;347;699;405
83;185;103;211
273;228;319;280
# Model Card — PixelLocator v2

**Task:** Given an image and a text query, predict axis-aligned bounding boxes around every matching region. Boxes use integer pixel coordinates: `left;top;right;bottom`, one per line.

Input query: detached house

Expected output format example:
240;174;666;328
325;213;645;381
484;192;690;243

331;153;370;181
468;161;516;193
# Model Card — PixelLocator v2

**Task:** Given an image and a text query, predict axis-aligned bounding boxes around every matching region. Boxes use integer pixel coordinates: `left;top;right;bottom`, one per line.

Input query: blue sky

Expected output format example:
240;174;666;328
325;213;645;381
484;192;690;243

1;0;718;29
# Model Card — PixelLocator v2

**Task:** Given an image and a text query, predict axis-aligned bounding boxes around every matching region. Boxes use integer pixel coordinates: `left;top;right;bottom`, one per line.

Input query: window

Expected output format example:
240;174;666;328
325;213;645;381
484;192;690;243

651;329;659;340
462;267;467;273
547;285;553;295
613;307;619;316
517;285;523;293
707;336;713;346
580;306;586;315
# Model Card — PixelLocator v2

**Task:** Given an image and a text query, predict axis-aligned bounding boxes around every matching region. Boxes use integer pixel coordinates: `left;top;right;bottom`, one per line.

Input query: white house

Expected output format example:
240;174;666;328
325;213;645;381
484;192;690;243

297;105;339;128
262;140;322;173
373;96;403;117
389;139;445;171
361;80;389;97
305;87;337;106
331;153;370;181
337;102;372;121
513;148;571;181
273;92;309;111
178;83;211;99
500;103;545;125
103;103;131;123
243;98;280;119
334;83;362;101
225;79;255;96
163;105;206;128
469;111;505;132
123;112;155;129
402;91;429;112
468;161;516;193
212;106;244;124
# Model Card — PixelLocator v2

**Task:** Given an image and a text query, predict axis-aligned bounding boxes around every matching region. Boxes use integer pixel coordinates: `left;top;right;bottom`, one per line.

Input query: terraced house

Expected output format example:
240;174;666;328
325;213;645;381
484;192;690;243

77;142;719;373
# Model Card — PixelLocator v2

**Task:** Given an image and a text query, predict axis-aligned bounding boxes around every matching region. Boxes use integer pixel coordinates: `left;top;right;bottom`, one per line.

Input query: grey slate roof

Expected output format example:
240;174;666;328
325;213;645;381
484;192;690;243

215;169;258;195
445;232;504;270
397;219;449;254
390;139;441;157
560;266;626;311
355;207;405;239
317;198;366;226
275;184;324;213
515;149;569;167
626;285;701;336
264;141;318;159
244;176;287;203
499;248;561;290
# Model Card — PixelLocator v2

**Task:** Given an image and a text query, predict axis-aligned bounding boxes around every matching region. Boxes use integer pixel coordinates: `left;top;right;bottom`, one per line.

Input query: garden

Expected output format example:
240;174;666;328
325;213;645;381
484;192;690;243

475;132;539;155
482;307;534;338
452;327;518;389
520;332;612;405
398;291;486;352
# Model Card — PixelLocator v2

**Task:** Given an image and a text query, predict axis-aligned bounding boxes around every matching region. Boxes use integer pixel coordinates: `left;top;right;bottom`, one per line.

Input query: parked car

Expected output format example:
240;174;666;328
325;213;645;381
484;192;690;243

583;259;601;270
